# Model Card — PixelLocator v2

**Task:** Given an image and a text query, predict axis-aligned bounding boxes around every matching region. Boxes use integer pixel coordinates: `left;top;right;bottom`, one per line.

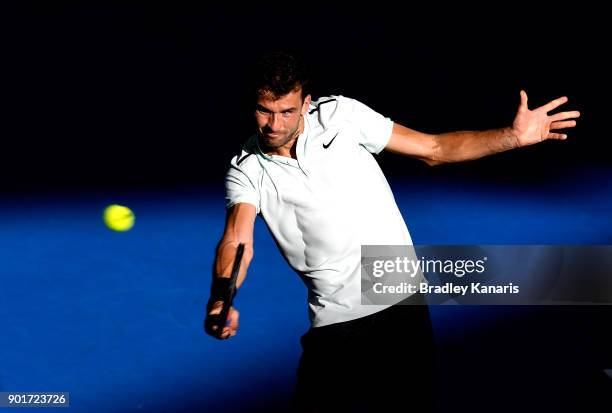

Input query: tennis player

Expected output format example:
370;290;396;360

205;52;580;412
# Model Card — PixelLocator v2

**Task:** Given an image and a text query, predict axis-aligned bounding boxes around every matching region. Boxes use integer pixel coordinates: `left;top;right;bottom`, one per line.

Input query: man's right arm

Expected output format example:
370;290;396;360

205;202;257;340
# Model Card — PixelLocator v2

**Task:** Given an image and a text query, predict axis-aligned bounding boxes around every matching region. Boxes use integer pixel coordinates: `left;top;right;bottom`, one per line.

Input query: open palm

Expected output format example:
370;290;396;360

512;90;581;147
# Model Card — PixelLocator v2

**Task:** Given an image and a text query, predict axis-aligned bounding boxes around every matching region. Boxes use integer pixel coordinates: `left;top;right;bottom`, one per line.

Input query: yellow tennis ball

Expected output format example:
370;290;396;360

103;204;135;232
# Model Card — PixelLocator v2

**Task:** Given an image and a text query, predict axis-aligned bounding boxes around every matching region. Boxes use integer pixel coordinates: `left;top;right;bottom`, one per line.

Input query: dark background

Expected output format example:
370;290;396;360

2;4;609;192
1;5;610;412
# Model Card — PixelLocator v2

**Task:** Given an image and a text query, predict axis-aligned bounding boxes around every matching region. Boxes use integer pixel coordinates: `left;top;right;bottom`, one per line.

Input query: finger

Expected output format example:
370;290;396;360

550;111;581;122
207;324;226;339
519;90;528;111
547;132;567;140
541;96;568;113
550;120;577;130
205;300;229;337
208;300;224;316
221;324;237;339
213;309;239;339
228;309;240;331
223;309;239;338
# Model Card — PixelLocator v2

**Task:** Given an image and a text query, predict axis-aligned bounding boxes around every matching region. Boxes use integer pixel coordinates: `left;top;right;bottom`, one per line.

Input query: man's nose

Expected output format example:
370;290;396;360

268;113;282;131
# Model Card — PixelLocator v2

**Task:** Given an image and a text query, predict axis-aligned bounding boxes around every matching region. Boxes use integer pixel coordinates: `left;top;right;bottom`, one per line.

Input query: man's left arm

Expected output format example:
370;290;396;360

385;91;581;166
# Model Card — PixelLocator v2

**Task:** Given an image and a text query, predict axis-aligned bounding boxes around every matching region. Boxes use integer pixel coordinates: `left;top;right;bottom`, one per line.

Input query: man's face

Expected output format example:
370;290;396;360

255;88;311;150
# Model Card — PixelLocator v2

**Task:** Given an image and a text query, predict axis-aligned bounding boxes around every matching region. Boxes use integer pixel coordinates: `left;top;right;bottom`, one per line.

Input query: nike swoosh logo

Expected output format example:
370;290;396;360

323;133;338;149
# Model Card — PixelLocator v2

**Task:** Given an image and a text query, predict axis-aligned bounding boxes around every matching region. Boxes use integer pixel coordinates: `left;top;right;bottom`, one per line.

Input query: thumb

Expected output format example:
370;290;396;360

519;90;528;111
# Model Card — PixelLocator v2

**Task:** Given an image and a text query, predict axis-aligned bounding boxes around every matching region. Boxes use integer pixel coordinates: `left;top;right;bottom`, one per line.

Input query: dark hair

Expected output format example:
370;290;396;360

250;51;310;101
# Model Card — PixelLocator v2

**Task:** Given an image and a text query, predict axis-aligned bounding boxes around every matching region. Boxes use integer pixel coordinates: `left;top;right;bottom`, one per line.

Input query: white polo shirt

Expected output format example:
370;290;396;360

225;95;415;327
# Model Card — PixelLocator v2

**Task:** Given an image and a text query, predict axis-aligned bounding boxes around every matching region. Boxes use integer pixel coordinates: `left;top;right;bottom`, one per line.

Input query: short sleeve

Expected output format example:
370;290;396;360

225;160;260;214
346;97;394;154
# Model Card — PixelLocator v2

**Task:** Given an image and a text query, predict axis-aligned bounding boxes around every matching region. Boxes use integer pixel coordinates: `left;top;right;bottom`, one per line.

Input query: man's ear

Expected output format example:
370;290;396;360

302;94;312;115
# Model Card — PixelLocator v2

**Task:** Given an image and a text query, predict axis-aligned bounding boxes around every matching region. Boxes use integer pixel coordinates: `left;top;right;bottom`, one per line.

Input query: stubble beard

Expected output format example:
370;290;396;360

260;115;302;150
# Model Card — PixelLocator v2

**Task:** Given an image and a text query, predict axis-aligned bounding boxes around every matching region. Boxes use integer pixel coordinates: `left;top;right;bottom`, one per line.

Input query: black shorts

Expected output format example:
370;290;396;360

292;293;437;412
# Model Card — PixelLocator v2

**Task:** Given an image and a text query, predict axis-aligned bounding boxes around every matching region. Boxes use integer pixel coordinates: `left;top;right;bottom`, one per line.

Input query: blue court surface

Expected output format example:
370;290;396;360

1;165;611;412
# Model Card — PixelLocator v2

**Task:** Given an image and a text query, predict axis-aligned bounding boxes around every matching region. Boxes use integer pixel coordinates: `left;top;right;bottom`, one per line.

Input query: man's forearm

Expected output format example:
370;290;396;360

214;239;252;288
431;127;519;165
212;203;256;289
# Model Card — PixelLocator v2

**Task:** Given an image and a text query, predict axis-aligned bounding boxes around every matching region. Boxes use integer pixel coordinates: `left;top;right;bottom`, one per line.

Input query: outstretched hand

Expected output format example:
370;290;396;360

511;90;580;147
